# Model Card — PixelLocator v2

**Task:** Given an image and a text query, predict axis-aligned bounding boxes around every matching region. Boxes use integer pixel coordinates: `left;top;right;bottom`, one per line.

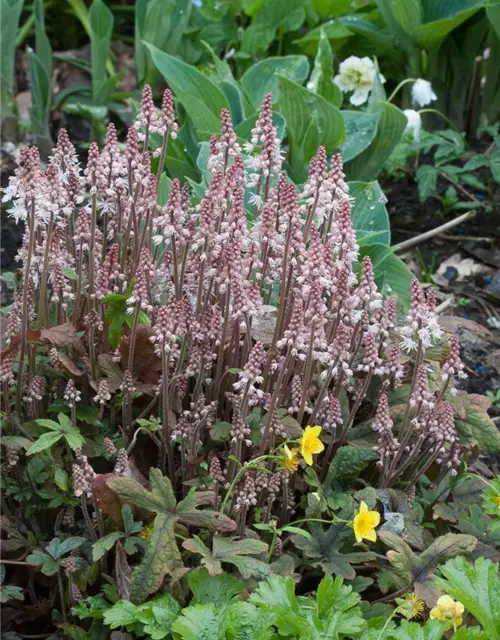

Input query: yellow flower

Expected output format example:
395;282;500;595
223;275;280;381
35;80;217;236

299;426;325;466
281;445;300;474
396;593;425;620
353;501;380;543
494;496;500;509
429;595;465;629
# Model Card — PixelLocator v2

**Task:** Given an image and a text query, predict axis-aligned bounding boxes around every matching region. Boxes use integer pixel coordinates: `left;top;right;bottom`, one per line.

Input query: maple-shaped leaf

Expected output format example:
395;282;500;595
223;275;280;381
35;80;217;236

107;469;236;603
381;532;477;606
292;522;375;580
130;512;186;604
183;535;271;579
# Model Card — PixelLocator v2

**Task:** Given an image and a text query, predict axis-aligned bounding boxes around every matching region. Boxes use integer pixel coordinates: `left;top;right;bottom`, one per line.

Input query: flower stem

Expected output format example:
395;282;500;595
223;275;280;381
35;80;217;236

387;78;417;103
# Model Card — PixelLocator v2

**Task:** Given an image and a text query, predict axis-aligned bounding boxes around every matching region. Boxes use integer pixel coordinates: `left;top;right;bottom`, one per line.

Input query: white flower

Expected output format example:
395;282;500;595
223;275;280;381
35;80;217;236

403;109;422;142
334;56;385;106
411;79;437;107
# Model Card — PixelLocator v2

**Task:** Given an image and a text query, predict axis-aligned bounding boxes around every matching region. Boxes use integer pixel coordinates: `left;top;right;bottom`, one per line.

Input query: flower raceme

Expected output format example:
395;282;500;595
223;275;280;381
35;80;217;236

1;85;468;533
353;501;380;543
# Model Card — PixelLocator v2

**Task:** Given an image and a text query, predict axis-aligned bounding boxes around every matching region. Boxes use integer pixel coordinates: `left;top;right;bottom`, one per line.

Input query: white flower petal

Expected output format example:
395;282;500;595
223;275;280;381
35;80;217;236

412;79;437;107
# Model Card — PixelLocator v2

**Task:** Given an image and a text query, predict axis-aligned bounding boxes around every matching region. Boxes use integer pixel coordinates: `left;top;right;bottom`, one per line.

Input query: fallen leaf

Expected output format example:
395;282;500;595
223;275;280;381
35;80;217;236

97;354;124;393
56;352;84;377
40;323;83;348
279;415;303;439
251;308;277;345
433;253;487;287
119;325;161;380
93;474;124;528
438;315;492;336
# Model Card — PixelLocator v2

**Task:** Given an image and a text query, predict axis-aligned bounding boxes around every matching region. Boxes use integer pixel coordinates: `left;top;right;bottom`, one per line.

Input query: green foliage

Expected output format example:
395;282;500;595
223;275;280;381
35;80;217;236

89;0;114;105
107;469;236;601
435;557;500;639
1;0;24;118
27;413;85;455
0;565;24;603
27;536;86;575
136;0;192;85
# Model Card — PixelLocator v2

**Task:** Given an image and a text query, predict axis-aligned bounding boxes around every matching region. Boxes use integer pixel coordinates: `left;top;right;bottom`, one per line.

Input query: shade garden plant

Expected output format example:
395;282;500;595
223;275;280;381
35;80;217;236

1;83;500;639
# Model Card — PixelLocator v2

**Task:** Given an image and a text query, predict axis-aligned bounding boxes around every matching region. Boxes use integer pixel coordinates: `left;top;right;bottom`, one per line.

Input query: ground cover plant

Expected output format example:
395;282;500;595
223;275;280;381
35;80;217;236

1;85;500;639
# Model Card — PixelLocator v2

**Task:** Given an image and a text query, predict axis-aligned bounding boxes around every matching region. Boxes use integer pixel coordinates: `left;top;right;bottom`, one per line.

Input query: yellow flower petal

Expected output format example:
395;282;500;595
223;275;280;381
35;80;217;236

437;595;455;609
308;426;322;438
364;527;378;542
302;450;313;466
353;501;380;544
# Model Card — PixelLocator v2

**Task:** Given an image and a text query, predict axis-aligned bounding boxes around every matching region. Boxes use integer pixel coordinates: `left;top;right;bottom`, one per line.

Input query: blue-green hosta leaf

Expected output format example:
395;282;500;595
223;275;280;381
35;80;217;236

417;0;485;49
376;0;422;50
340;111;379;162
241;0;306;55
146;44;228;138
349;181;390;246
306;29;342;107
339;16;400;56
219;80;244;126
488;3;500;40
135;0;191;85
294;19;354;55
34;0;52;80
346;102;406;182
1;0;24;116
235;111;286;143
434;557;500;640
277;75;345;182
89;0;114;104
241;56;310;109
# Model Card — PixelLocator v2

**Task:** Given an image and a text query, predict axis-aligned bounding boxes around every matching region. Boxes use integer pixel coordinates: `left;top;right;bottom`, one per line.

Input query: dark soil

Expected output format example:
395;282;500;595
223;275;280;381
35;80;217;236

384;175;500;407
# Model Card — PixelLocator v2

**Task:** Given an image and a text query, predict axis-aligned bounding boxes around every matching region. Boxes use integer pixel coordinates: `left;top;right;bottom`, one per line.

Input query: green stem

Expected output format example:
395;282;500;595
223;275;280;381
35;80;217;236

375;610;397;640
220;457;277;514
57;568;68;623
418;108;458;131
387;78;417;103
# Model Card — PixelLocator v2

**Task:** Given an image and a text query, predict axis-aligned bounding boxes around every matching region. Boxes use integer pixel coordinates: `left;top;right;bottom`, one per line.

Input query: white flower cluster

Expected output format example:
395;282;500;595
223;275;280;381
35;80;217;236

334;56;385;106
